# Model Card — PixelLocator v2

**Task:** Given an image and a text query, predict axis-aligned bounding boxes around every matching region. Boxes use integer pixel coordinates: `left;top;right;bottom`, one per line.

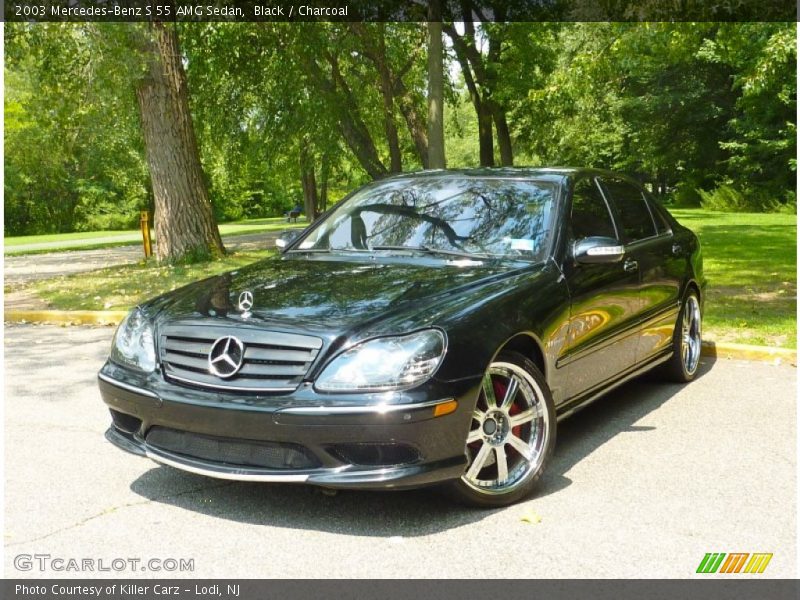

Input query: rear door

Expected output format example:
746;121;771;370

560;176;642;397
599;178;679;363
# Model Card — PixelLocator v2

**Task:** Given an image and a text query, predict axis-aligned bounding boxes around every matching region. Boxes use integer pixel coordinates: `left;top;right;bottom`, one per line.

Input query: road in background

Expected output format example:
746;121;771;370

4;324;796;578
3;231;282;287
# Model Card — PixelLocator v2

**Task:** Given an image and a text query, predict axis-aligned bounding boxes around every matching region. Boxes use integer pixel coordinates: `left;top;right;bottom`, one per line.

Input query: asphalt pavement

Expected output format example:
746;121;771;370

3;324;796;578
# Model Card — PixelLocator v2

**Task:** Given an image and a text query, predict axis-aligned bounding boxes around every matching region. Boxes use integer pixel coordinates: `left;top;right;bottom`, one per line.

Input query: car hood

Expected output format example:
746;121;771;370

147;254;532;339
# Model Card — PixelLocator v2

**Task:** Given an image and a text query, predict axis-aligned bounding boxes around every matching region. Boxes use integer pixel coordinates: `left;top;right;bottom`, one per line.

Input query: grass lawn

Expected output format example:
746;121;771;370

30;250;275;311
11;208;797;349
671;209;796;348
4;217;306;254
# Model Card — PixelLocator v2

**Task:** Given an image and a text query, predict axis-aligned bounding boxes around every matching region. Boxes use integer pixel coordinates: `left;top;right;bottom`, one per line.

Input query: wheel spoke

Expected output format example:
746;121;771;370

466;442;493;480
507;434;533;460
466;429;483;444
472;409;485;423
482;374;497;409
509;407;537;427
500;377;519;411
495;446;509;482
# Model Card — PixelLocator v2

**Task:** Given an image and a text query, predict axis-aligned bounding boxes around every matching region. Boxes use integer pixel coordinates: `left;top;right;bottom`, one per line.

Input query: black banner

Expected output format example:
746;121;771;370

4;580;800;600
2;0;798;23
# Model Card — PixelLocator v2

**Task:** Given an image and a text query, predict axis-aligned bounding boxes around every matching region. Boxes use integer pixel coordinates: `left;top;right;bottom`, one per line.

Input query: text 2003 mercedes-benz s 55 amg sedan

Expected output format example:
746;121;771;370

99;168;705;507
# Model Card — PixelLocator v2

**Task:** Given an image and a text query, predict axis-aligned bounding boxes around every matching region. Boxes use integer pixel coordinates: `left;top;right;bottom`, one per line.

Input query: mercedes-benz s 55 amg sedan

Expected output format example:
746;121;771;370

98;168;705;506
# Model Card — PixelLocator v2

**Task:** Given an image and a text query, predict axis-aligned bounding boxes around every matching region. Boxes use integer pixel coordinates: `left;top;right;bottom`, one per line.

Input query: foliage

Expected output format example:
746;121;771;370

697;184;782;212
4;21;796;239
511;22;796;207
4;24;148;235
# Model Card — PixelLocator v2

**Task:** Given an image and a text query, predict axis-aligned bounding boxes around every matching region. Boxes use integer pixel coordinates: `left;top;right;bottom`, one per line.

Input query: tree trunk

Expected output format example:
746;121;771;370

136;23;224;263
477;102;495;167
300;146;319;221
427;4;446;170
303;50;388;180
492;106;513;166
319;156;329;212
373;24;402;173
444;20;495;167
348;22;425;170
486;22;513;166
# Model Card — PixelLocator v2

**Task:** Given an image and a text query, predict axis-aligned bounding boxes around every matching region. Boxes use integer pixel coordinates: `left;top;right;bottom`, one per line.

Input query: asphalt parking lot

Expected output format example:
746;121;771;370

3;323;796;578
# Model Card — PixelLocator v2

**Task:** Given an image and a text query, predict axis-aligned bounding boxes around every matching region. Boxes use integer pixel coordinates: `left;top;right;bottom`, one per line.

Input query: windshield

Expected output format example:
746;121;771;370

294;176;558;262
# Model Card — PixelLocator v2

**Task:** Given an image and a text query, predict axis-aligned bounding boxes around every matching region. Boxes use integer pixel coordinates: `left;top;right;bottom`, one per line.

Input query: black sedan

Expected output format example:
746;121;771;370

98;168;705;507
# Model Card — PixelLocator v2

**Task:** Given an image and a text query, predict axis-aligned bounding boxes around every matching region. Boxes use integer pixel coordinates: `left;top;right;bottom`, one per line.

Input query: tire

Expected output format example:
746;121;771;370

446;351;556;508
660;290;702;383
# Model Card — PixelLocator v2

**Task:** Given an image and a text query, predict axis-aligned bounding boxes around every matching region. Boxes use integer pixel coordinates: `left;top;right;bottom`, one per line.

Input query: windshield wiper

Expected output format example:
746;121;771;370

370;245;491;260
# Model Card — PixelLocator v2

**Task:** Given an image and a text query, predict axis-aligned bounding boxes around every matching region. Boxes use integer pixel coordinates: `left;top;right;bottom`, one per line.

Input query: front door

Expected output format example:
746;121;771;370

560;176;642;398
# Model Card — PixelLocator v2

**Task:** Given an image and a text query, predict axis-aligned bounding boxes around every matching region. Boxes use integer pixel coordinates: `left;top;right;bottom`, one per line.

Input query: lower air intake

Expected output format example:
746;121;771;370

145;427;320;470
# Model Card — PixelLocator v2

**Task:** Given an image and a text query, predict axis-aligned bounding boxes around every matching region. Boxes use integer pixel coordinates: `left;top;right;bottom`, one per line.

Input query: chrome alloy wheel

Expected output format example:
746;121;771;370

681;295;702;376
462;361;551;495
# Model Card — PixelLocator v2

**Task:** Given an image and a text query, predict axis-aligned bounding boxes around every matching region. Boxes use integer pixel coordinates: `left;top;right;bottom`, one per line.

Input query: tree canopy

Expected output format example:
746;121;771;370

4;21;795;237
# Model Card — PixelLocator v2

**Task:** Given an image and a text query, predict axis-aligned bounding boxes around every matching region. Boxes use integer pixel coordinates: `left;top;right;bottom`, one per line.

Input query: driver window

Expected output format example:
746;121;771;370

570;178;617;240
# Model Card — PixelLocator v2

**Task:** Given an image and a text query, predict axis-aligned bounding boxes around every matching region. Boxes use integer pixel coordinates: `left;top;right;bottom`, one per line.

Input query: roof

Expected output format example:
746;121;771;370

380;166;622;181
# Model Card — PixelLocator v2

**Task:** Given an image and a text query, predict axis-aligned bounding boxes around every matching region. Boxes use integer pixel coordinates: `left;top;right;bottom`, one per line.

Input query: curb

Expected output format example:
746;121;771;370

4;310;127;326
4;309;797;365
701;341;796;365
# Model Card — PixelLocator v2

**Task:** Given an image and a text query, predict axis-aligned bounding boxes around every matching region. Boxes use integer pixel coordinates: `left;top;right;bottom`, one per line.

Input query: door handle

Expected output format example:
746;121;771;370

623;258;638;273
671;243;683;256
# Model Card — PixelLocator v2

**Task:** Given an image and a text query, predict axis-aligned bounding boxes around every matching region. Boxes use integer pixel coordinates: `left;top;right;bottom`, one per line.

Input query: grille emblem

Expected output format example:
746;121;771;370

208;336;245;378
238;291;254;313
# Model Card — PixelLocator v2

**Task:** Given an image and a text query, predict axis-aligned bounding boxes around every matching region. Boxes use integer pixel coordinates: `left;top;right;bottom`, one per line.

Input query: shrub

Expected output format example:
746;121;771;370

670;183;702;207
697;184;786;212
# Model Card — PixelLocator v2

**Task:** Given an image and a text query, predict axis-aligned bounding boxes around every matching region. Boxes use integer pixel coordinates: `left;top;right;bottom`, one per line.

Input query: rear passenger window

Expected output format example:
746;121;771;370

570;178;617;240
601;179;657;242
647;196;672;235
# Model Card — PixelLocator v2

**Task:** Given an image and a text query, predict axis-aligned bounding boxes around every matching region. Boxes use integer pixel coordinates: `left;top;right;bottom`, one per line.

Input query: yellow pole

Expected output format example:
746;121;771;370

140;211;152;258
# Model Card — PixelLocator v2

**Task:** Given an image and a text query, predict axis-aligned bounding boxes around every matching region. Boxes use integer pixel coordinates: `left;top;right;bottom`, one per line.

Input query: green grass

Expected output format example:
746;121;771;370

30;250;275;311
5;229;138;246
671;209;796;348
4;217;306;254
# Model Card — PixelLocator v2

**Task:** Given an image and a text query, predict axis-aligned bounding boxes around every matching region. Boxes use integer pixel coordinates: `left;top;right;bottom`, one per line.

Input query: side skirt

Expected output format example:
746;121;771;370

555;351;673;422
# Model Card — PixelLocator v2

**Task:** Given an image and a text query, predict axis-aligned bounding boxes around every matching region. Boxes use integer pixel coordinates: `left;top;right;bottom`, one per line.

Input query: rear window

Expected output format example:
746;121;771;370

647;196;673;235
601;179;657;242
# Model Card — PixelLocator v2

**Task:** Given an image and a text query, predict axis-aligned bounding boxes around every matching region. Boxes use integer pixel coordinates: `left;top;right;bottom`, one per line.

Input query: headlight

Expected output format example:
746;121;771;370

315;330;446;392
110;308;156;373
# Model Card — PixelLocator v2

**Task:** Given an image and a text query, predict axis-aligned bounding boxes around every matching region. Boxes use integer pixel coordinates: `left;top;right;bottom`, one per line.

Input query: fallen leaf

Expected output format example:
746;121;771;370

520;508;542;524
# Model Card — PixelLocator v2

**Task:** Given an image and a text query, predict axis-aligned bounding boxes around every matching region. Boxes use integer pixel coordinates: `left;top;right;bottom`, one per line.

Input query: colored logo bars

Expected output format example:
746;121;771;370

696;552;773;574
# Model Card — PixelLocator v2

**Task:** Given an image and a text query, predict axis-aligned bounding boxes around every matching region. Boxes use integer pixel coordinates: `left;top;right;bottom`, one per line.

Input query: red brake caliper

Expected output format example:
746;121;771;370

495;378;522;439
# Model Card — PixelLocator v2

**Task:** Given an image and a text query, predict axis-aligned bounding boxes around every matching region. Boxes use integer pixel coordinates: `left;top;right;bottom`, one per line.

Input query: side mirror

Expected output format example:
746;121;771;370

573;236;625;264
275;229;301;252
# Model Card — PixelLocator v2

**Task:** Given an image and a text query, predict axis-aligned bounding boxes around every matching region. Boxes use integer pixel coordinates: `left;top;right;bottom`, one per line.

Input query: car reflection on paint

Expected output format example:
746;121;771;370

98;168;705;507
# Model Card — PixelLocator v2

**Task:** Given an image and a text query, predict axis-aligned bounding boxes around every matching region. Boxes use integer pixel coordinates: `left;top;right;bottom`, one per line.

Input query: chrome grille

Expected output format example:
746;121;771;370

159;325;323;392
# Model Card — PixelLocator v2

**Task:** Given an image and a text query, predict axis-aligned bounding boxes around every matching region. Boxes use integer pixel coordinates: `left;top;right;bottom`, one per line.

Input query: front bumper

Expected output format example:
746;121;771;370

98;363;479;490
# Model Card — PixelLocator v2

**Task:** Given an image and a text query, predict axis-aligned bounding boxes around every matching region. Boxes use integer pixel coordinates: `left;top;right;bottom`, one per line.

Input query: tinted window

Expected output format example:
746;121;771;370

646;195;672;235
602;179;657;242
570;178;616;240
